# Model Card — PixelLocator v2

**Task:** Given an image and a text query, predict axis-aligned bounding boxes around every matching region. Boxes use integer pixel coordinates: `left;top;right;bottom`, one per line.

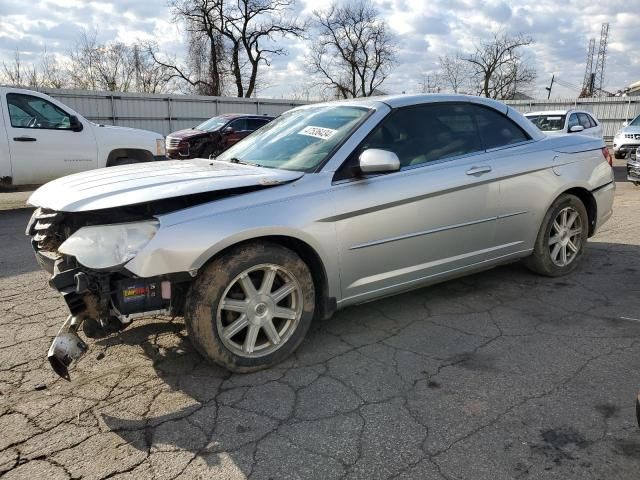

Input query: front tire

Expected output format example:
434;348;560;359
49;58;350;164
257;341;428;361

525;194;589;277
185;242;315;372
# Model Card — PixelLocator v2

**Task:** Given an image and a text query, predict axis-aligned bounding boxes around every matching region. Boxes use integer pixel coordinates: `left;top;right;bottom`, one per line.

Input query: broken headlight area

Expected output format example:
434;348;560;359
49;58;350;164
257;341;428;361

26;208;190;380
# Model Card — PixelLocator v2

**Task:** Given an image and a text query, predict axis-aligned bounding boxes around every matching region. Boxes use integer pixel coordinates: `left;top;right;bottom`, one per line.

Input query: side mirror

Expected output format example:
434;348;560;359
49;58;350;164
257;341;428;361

358;149;400;174
69;115;83;132
223;126;234;135
569;125;584;133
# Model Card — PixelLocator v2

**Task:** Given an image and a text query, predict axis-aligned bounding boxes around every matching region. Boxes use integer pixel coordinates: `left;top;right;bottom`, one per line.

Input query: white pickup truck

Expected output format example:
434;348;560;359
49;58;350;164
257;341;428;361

0;87;166;186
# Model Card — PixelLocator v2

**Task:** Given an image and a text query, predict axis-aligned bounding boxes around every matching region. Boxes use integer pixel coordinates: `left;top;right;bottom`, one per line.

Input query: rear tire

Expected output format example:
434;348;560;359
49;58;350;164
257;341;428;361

185;242;315;372
614;152;625;160
525;194;589;277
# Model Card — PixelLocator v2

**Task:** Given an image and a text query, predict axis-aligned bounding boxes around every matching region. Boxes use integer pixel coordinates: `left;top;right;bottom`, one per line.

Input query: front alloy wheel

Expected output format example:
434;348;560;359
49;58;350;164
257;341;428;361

217;264;303;358
185;242;315;372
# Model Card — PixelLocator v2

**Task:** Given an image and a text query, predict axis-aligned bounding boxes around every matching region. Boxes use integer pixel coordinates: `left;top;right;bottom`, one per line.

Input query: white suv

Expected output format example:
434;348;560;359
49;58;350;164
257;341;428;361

613;115;640;160
525;110;603;140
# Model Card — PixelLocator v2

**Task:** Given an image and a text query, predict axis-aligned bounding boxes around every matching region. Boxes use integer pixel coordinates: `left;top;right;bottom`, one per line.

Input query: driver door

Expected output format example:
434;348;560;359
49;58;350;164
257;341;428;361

2;91;96;185
330;102;500;304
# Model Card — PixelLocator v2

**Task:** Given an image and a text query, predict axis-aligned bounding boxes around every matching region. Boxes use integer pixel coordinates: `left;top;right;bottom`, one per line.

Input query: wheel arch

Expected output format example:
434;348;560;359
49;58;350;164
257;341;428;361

199;235;335;321
106;148;154;166
561;186;597;237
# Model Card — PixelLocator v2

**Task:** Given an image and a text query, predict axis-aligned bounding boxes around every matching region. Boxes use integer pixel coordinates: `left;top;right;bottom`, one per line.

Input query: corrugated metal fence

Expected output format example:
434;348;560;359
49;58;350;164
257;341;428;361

42;88;640;142
505;96;640;142
42;88;308;136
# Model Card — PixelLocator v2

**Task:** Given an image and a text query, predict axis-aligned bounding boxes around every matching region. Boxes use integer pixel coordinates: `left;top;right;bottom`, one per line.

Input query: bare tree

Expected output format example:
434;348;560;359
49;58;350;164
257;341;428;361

162;0;304;97
465;32;536;99
0;50;69;89
419;73;442;94
309;0;395;99
68;32;135;91
439;53;472;94
39;51;68;89
1;51;37;87
155;1;228;96
131;45;175;93
224;0;305;97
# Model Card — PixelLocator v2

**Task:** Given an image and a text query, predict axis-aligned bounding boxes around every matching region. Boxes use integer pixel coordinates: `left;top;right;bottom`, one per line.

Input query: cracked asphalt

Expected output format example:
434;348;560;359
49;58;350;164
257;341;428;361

1;163;639;479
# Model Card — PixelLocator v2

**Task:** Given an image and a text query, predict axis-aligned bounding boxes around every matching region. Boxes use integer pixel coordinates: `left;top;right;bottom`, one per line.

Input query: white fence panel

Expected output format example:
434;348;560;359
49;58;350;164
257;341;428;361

40;88;640;144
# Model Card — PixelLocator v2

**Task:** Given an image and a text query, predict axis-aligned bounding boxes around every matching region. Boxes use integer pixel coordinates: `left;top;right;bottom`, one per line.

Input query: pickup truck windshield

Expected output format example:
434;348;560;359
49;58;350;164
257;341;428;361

215;106;371;171
526;115;566;132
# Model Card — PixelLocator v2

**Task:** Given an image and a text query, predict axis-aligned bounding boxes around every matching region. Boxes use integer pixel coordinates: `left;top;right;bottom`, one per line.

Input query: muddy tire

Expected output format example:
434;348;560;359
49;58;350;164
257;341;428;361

525;194;588;277
185;242;315;372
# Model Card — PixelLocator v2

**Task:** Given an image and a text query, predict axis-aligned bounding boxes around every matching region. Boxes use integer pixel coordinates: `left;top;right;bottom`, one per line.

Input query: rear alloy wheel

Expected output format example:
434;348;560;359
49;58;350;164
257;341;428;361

548;206;584;267
525;194;588;277
185;242;315;372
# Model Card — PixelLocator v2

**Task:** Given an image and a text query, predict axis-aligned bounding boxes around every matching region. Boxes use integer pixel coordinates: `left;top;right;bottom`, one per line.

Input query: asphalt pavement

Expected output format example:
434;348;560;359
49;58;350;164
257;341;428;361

0;166;639;479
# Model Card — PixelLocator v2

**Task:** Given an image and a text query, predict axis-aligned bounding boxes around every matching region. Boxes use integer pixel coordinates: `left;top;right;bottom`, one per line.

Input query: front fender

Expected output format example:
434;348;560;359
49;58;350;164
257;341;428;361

124;190;341;300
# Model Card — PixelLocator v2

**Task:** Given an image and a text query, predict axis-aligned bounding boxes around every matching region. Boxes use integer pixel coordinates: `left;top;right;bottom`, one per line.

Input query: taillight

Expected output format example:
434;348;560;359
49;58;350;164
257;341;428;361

602;147;612;166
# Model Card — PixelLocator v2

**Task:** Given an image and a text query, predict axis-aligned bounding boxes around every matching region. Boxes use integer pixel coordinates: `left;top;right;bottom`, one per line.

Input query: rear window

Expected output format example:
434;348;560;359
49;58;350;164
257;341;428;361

526;115;566;132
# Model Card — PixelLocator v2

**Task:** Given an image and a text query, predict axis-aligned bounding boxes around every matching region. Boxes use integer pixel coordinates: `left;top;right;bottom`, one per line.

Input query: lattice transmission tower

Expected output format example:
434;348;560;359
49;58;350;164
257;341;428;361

579;38;596;98
593;23;610;96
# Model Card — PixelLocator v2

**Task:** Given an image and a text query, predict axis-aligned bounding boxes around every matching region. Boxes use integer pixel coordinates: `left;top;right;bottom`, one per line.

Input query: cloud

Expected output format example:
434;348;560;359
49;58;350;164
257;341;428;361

0;0;637;98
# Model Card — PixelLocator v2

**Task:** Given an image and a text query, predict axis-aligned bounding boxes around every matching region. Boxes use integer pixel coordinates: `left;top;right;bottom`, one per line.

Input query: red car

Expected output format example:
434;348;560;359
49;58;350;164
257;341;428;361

165;113;273;159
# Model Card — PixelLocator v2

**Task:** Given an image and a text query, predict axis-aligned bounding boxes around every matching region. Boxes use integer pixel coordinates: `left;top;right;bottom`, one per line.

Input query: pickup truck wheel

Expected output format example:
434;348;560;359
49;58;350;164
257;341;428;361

109;157;138;166
525;194;588;277
185;242;315;372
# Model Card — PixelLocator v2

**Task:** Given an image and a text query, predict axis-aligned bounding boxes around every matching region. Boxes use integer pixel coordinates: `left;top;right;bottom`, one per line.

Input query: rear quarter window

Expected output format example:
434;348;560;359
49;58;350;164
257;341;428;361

471;105;529;149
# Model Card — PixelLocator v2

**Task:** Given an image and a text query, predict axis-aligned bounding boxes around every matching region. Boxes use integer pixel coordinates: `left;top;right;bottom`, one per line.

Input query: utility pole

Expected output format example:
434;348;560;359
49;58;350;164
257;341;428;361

545;75;555;99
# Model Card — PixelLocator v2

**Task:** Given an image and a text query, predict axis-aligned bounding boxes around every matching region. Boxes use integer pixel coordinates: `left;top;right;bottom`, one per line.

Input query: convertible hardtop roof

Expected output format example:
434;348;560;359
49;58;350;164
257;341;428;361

289;93;545;141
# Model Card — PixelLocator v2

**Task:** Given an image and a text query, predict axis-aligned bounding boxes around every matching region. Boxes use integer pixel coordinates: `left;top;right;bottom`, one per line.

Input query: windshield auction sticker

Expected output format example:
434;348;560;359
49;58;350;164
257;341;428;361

298;126;337;140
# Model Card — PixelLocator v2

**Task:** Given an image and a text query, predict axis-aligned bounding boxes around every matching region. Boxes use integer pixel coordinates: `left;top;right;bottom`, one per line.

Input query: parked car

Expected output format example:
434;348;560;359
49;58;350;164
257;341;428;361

613;115;640;159
525;109;604;139
165;114;273;159
0;87;166;187
26;94;614;379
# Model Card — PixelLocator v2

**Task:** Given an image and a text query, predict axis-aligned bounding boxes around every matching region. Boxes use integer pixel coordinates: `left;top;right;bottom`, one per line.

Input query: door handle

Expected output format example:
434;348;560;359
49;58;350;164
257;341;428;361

13;136;37;142
466;165;492;176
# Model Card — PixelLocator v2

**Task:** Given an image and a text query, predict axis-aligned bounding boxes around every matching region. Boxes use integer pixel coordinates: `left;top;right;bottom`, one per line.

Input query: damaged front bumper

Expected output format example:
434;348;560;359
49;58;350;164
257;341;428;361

26;208;188;380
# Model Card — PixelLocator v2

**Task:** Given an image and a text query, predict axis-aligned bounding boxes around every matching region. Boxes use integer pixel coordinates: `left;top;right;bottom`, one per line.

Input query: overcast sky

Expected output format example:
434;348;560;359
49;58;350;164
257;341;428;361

0;0;638;98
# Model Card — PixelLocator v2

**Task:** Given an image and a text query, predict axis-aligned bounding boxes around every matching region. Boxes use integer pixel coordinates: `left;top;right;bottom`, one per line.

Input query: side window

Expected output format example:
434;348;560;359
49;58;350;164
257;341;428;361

587;114;598;128
359;103;483;169
228;118;247;131
471;105;529;149
246;118;268;131
7;93;71;129
578;113;592;129
567;113;579;130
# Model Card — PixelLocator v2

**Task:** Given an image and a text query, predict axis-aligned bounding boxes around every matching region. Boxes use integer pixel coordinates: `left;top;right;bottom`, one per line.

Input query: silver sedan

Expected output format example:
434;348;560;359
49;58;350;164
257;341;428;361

27;94;615;377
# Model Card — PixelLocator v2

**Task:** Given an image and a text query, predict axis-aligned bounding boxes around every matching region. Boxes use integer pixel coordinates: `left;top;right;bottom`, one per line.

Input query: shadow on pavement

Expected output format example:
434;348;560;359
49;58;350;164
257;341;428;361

0;208;40;278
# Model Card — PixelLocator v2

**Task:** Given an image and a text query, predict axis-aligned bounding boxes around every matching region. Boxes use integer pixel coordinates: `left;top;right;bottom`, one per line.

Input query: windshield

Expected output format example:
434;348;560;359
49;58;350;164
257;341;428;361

526;115;566;132
630;115;640;127
196;116;229;131
215;105;371;171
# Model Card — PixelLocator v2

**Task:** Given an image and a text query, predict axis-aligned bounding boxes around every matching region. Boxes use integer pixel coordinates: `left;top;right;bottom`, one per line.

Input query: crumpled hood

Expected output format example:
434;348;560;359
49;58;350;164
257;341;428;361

28;159;304;212
167;128;208;140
